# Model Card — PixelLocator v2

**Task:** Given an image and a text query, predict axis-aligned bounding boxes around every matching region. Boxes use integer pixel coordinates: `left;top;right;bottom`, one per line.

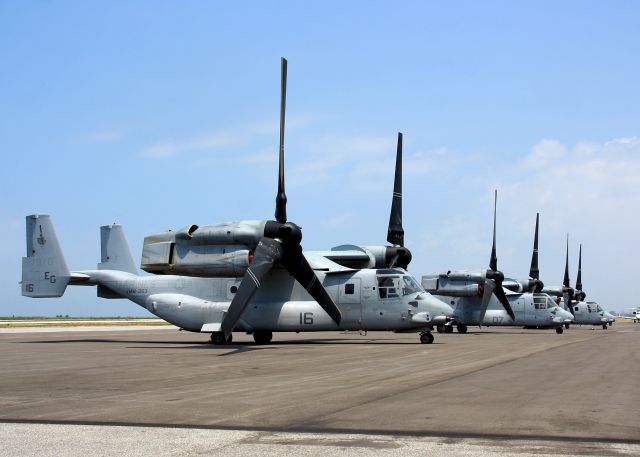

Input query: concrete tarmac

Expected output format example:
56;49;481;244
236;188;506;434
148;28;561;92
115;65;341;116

1;324;639;455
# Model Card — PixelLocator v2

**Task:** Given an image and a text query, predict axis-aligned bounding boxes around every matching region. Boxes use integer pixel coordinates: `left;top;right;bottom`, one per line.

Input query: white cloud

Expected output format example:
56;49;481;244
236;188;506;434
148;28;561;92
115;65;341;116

142;130;243;158
141;114;321;159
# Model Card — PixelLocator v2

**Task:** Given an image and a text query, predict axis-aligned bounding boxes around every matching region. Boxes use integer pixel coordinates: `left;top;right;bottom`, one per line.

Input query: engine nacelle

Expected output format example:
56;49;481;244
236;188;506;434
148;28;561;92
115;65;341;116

141;220;267;277
422;274;482;297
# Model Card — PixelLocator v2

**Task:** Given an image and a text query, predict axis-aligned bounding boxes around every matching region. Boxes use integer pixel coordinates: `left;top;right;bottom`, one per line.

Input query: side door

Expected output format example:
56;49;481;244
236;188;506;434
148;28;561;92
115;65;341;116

362;276;403;330
326;276;363;330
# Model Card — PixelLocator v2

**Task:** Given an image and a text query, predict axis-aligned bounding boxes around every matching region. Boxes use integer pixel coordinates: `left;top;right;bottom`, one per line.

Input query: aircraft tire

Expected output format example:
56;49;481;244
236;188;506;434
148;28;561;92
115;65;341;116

602;324;608;330
564;323;570;329
444;325;454;334
420;332;434;344
456;324;468;334
436;325;445;333
253;331;273;344
210;332;233;345
555;327;564;334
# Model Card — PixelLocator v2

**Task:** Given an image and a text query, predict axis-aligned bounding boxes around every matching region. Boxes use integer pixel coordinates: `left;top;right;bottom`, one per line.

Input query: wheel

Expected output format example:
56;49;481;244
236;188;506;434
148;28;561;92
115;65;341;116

420;332;434;344
602;324;607;330
564;323;570;329
456;324;468;334
436;325;445;333
555;327;564;334
210;332;233;345
444;325;454;334
253;330;273;344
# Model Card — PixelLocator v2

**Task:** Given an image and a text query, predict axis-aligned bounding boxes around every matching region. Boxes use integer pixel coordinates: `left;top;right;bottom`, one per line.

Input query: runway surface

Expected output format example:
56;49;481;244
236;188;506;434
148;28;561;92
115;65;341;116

1;324;639;455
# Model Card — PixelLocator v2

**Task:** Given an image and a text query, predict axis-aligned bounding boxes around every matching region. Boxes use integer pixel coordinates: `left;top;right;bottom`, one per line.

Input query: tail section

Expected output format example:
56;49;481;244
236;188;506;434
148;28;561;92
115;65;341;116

98;224;137;274
22;214;70;297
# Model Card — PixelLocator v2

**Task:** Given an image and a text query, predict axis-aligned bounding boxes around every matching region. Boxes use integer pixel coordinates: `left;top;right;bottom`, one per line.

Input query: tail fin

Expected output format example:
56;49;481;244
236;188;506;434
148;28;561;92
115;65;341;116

22;214;70;297
98;224;137;274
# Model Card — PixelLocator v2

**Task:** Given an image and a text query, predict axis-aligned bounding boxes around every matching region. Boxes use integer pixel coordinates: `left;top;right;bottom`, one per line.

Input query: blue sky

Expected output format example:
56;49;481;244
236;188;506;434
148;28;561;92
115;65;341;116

1;1;639;315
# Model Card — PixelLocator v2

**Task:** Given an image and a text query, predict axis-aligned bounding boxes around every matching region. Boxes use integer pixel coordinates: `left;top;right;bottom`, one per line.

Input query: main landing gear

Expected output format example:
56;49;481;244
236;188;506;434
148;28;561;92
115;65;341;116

253;330;273;344
436;325;454;334
555;327;564;334
210;332;233;345
420;331;434;344
456;324;468;334
602;323;608;330
564;323;570;329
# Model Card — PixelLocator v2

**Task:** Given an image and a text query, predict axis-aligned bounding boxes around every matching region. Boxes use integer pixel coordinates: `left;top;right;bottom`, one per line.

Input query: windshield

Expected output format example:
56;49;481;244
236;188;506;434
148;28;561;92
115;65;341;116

401;275;423;296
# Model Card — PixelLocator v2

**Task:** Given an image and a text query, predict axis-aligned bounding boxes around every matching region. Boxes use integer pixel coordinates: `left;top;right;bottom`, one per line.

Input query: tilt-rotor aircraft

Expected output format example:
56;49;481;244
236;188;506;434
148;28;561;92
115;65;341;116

619;307;640;323
21;58;453;345
541;240;615;330
421;193;573;334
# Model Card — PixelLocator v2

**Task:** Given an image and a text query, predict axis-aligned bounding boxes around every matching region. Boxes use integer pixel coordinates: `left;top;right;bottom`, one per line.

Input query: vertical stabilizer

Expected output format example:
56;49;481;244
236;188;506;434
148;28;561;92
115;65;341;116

98;224;137;274
22;214;70;297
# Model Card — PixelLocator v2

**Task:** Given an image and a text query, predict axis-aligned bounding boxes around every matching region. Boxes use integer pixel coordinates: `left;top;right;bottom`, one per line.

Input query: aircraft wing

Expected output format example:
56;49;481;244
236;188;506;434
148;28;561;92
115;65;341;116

304;251;359;273
310;244;374;269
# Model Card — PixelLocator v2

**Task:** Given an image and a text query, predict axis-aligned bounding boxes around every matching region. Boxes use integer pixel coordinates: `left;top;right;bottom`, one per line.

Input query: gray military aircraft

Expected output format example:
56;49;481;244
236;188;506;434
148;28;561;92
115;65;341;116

542;242;615;330
421;193;573;334
21;58;453;345
619;307;640;323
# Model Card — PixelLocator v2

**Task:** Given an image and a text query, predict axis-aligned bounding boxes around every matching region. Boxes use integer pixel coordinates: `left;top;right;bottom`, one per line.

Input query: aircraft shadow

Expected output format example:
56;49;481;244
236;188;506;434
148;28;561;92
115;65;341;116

19;338;440;347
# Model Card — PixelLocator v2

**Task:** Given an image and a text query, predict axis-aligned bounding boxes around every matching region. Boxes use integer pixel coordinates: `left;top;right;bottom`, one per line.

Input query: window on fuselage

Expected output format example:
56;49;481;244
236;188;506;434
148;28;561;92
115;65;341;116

533;295;547;309
345;283;354;295
377;276;400;299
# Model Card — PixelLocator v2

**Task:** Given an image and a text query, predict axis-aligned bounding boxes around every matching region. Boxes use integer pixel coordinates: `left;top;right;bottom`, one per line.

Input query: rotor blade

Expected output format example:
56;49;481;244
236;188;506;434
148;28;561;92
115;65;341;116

494;282;516;321
387;132;404;246
478;279;496;325
563;290;575;316
563;234;570;288
282;248;342;325
387;253;400;269
489;190;498;272
576;244;583;292
529;213;540;280
275;57;288;224
220;238;283;339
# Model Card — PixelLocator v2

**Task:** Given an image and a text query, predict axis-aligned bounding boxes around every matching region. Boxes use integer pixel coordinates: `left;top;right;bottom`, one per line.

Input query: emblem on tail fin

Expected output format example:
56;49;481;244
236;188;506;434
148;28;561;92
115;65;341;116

37;225;46;246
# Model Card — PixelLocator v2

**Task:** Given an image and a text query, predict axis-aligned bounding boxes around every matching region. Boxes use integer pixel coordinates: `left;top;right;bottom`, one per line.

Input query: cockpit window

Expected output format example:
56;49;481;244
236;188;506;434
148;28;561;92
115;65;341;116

533;295;547;309
587;304;597;313
596;305;603;312
377;276;400;299
401;275;423;296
